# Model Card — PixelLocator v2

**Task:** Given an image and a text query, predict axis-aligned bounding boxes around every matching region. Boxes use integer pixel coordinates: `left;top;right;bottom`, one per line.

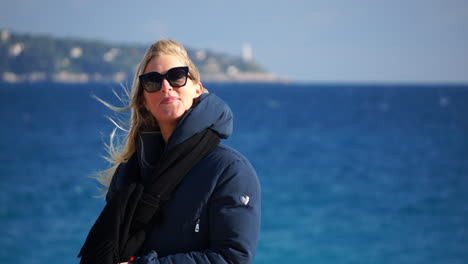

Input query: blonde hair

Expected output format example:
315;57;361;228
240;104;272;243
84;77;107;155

96;39;207;191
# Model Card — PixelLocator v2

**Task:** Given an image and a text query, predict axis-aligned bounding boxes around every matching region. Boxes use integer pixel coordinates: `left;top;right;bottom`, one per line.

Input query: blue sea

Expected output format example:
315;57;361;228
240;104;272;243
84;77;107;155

1;82;467;264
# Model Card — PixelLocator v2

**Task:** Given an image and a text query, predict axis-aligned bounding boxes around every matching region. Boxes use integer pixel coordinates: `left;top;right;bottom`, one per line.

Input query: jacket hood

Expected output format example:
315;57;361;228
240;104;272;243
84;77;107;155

167;93;233;151
136;93;233;182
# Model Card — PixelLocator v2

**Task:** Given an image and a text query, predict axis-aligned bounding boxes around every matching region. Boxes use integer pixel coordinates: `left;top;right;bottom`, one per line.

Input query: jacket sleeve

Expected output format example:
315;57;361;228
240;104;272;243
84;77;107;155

137;159;261;264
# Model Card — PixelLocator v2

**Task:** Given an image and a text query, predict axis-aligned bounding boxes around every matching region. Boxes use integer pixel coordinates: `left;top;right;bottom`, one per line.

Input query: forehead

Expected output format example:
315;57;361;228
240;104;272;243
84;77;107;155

144;55;185;74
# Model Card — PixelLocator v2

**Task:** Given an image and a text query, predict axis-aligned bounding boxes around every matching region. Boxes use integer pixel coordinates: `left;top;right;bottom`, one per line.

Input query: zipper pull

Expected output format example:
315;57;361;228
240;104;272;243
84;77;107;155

194;219;200;233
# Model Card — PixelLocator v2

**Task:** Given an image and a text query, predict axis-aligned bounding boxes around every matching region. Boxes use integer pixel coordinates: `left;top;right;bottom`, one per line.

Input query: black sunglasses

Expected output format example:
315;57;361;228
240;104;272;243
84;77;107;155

139;66;190;93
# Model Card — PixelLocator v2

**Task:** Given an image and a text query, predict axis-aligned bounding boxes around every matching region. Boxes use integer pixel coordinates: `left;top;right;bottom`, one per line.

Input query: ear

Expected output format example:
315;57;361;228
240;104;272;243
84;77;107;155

195;82;203;96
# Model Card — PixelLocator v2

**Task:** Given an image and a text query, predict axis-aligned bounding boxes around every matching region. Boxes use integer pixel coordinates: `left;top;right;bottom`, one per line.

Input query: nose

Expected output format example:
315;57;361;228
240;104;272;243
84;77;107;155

159;78;173;93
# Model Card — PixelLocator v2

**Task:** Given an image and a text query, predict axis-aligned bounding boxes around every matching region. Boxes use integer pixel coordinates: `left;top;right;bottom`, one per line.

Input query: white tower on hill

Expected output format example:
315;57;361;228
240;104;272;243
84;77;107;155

242;43;252;62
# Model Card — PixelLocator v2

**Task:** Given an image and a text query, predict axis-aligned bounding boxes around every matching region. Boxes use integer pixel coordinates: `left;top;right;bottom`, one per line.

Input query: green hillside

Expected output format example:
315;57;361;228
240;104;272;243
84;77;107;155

0;29;280;83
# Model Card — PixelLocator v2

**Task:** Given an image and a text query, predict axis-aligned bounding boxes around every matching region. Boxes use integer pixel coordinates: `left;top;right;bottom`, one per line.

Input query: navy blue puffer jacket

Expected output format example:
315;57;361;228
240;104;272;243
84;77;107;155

106;93;261;264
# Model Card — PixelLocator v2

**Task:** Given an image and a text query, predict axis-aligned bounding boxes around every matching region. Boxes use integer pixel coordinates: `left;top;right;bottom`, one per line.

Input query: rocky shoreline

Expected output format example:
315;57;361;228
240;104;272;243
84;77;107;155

1;70;286;84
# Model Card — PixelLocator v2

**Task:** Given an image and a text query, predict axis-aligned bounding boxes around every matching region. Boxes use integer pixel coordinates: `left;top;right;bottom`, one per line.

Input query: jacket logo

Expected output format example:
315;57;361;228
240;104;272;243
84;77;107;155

194;219;200;233
240;195;250;205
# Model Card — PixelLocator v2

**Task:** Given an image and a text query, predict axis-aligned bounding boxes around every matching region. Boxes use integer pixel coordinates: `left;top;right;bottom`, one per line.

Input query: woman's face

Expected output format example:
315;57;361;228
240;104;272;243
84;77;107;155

142;55;202;124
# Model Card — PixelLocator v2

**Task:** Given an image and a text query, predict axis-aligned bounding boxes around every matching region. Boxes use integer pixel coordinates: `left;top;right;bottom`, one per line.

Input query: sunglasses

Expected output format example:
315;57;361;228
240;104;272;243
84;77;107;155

139;66;191;93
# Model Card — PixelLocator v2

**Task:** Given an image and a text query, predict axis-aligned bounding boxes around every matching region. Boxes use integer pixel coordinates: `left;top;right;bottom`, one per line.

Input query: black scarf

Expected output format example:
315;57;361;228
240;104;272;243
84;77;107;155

78;129;220;264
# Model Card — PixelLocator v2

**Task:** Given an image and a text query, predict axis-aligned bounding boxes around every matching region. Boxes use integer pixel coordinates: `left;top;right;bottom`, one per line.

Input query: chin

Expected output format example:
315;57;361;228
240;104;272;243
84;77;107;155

154;111;185;123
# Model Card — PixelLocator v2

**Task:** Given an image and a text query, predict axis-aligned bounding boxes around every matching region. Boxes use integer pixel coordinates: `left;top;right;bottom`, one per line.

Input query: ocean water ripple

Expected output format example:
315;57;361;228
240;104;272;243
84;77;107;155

1;82;467;263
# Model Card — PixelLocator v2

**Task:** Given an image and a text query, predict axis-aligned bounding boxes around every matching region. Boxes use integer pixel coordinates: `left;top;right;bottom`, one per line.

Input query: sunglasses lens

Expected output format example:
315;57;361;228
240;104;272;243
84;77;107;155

140;73;162;92
167;67;188;87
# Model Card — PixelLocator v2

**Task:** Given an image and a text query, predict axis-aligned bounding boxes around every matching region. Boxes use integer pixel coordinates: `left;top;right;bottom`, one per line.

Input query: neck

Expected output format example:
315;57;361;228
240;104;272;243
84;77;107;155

158;120;178;143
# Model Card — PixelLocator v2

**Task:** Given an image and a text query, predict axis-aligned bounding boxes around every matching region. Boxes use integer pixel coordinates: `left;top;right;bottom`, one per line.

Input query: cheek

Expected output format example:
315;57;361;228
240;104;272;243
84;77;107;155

181;84;201;105
143;92;157;108
181;91;199;109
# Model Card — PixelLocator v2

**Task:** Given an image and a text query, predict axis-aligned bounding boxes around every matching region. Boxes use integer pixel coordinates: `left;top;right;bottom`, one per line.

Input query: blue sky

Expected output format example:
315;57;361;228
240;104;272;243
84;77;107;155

2;0;467;83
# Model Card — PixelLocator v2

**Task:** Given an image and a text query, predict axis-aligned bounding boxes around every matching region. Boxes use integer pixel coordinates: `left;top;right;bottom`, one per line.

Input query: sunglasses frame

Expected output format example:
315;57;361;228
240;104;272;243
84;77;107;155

139;66;190;93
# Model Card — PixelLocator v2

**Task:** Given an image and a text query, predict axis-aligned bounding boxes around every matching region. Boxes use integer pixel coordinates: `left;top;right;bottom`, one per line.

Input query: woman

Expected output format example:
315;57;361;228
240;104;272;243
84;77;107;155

78;39;261;264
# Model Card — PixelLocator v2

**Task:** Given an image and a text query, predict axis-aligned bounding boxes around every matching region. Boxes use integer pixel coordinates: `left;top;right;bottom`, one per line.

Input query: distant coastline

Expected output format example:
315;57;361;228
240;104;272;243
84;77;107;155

0;69;284;84
0;29;287;84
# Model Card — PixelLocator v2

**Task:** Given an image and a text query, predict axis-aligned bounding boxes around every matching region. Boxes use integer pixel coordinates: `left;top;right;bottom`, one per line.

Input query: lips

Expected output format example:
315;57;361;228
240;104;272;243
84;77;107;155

160;96;179;104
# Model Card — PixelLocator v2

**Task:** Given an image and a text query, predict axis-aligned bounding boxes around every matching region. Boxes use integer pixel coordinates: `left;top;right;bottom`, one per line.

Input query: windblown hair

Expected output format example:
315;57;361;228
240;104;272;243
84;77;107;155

96;39;207;191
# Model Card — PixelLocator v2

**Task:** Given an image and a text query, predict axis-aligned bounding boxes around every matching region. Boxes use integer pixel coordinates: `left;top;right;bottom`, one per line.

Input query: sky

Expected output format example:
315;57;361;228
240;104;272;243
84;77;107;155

2;0;468;83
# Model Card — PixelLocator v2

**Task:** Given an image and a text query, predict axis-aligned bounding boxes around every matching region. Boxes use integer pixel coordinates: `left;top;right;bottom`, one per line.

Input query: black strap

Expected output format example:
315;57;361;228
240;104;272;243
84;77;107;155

78;129;220;264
